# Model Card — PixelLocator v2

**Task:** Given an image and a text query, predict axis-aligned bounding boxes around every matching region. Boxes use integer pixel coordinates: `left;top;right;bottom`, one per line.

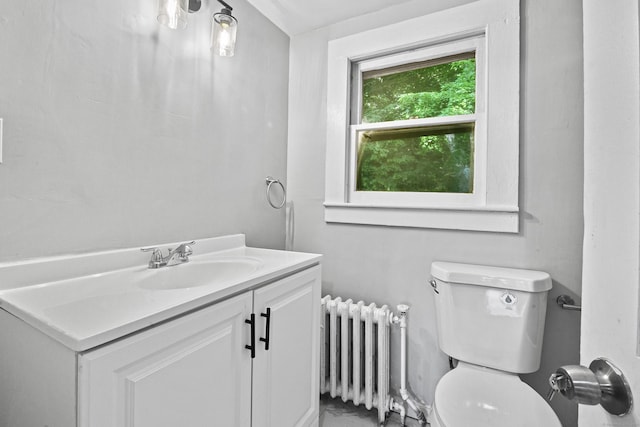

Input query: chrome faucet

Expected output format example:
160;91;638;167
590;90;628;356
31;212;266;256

141;241;195;269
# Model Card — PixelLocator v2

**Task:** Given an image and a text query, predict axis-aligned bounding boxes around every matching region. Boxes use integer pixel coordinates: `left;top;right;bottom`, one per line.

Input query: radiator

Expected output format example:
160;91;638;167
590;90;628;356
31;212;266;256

320;295;391;424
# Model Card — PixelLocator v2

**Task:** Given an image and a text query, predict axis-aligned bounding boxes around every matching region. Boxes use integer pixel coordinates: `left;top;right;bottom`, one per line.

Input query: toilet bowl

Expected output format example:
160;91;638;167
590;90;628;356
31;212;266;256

429;363;561;427
429;262;561;427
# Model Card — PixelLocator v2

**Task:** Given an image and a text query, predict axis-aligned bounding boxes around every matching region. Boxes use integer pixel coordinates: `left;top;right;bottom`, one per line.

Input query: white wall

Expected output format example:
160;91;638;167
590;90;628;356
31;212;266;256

0;0;290;261
287;0;584;425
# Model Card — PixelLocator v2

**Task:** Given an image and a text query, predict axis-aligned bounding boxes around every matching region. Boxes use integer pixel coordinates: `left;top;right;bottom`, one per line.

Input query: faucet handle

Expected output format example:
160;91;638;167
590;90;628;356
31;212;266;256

168;241;196;264
183;240;196;251
171;240;195;254
141;247;165;268
141;246;162;255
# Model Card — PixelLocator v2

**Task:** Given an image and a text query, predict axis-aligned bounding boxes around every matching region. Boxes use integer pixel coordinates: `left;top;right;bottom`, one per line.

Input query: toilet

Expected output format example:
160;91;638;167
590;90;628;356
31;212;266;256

428;261;562;427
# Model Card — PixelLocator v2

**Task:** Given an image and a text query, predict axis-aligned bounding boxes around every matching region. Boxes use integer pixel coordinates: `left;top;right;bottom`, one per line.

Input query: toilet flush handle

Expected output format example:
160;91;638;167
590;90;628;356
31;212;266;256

429;279;439;294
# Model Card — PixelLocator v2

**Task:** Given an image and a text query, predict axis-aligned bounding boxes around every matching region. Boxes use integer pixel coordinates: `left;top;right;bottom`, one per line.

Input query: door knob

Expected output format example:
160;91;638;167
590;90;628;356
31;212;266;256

548;358;633;416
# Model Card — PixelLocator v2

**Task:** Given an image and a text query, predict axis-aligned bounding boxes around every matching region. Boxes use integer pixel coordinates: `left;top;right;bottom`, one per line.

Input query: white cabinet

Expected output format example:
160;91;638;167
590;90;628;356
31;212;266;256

78;292;253;427
78;265;320;427
252;267;320;427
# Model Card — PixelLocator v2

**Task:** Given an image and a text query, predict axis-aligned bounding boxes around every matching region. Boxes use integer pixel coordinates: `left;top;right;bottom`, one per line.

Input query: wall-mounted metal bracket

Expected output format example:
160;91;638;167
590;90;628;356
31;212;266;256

188;0;201;12
557;294;582;311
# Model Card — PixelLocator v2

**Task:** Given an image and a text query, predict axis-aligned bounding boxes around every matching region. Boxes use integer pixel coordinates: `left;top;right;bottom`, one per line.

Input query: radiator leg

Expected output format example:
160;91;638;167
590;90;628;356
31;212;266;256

391;398;406;426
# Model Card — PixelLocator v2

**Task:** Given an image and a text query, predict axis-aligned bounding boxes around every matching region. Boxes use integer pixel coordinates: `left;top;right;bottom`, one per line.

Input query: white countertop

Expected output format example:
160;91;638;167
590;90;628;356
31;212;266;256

0;235;321;352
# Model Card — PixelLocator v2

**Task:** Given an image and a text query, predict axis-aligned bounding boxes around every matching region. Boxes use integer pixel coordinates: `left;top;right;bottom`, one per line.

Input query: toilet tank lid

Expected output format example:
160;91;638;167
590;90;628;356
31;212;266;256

431;261;552;292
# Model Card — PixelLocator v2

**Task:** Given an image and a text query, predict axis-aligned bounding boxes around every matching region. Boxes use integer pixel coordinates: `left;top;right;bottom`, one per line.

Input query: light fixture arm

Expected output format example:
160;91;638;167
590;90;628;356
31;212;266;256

216;0;233;12
188;0;234;16
159;0;237;57
188;0;232;13
188;0;202;12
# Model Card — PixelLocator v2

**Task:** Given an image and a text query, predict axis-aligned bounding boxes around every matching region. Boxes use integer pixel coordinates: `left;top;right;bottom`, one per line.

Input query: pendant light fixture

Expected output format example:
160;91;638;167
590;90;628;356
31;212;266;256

211;0;237;57
157;0;189;30
156;0;238;57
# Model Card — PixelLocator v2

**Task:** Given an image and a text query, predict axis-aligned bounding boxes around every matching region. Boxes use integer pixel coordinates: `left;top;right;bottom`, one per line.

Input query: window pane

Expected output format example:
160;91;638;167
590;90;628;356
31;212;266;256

356;123;474;193
361;54;476;123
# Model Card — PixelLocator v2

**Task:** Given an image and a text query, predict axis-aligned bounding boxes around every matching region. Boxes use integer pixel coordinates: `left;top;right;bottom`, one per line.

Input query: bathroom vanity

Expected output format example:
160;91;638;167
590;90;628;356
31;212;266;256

0;235;321;427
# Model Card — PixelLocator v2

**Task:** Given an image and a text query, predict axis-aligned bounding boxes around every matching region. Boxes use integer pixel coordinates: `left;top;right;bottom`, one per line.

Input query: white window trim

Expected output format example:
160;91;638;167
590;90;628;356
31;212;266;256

324;0;520;233
350;36;486;208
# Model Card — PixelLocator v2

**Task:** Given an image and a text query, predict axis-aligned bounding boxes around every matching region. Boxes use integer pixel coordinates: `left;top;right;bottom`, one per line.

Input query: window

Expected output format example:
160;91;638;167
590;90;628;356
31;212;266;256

355;122;475;193
325;0;520;232
350;38;484;206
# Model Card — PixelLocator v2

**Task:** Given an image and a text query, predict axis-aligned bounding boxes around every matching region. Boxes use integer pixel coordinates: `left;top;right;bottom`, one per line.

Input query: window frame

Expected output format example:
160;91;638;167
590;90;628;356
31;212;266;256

324;0;520;232
348;36;486;207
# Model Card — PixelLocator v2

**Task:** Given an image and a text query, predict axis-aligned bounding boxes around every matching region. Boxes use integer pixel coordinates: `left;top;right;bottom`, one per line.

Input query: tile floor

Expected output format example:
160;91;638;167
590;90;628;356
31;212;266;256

319;395;426;427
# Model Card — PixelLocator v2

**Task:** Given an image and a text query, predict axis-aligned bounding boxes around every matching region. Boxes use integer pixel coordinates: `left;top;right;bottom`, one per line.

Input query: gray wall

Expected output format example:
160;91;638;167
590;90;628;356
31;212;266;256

0;0;290;261
286;0;583;426
0;0;584;424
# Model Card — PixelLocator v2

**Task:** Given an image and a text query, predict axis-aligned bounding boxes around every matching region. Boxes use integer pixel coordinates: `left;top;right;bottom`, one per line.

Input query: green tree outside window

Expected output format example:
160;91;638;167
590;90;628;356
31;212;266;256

357;57;476;193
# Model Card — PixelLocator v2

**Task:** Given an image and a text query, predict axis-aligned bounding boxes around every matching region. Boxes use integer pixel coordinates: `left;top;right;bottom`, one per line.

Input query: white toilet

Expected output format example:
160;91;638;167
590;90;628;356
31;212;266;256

428;261;562;427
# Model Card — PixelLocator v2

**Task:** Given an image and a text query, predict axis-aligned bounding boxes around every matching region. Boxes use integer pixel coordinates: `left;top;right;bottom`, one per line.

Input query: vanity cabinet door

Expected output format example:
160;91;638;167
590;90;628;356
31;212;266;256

251;266;321;427
78;292;253;427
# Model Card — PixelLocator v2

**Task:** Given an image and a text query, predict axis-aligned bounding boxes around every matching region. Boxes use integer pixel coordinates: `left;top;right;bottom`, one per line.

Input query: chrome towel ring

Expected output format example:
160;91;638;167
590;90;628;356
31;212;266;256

266;176;286;209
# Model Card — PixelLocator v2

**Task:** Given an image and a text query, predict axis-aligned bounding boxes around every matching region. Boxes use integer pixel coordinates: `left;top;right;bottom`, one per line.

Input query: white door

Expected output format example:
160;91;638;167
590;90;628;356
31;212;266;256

251;266;321;427
78;292;253;427
581;1;640;426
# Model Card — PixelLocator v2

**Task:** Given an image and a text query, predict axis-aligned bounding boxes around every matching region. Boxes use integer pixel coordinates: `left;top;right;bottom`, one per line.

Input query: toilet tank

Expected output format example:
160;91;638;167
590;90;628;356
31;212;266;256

430;262;552;374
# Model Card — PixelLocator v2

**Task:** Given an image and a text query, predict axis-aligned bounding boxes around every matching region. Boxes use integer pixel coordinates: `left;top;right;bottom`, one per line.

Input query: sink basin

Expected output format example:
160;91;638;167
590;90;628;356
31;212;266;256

137;257;264;290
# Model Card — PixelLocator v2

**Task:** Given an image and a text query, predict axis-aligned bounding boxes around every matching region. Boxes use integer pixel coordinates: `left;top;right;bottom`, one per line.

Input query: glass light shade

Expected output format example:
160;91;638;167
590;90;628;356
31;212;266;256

211;11;238;57
157;0;188;30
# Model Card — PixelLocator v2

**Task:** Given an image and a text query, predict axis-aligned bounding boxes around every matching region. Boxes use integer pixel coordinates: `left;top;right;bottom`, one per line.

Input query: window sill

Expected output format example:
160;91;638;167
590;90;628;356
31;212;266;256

324;203;519;233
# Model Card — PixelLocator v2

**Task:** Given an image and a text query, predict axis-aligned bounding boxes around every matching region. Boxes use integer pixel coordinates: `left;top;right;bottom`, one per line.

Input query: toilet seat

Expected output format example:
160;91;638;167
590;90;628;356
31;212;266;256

431;362;561;427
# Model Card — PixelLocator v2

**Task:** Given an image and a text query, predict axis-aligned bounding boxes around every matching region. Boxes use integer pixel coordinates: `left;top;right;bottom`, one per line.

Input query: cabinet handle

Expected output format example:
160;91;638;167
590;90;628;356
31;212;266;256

260;308;271;351
245;314;255;359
